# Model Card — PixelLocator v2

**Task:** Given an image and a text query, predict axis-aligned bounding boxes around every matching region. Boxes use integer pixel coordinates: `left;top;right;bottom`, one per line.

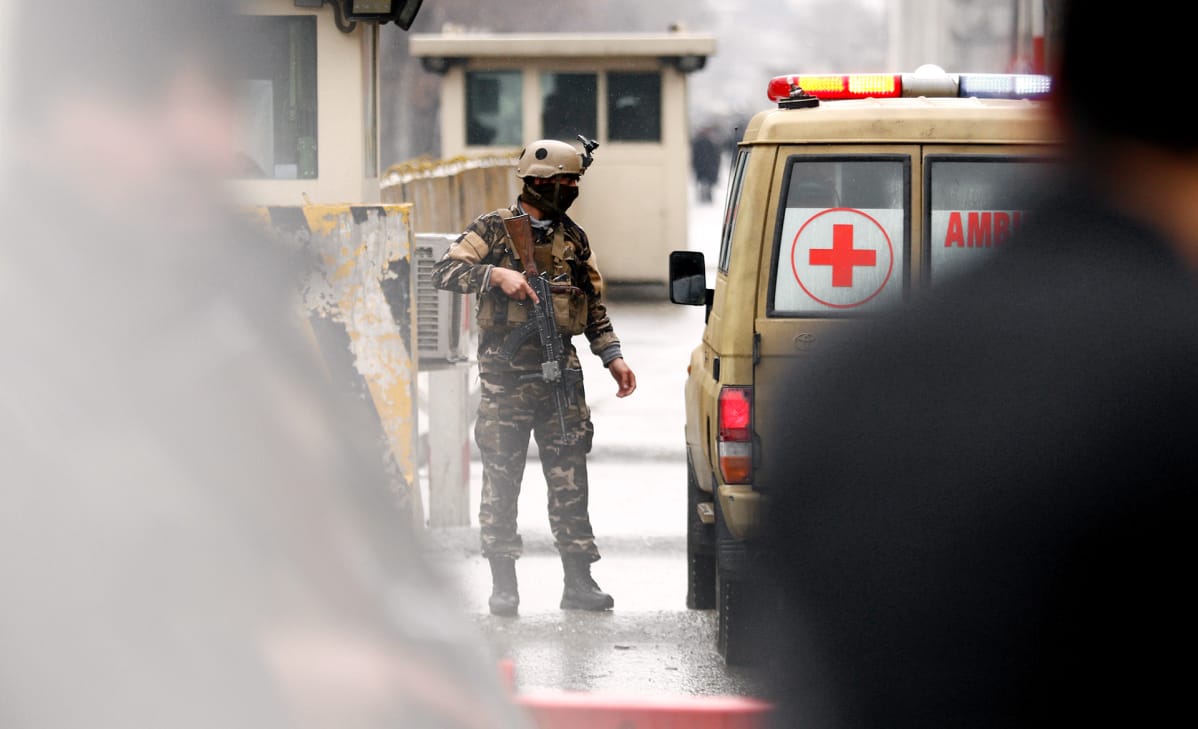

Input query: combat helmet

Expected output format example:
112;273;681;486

516;139;583;179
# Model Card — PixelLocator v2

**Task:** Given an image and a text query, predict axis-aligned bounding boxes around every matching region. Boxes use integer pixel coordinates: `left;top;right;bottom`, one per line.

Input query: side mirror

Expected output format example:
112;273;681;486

668;250;709;306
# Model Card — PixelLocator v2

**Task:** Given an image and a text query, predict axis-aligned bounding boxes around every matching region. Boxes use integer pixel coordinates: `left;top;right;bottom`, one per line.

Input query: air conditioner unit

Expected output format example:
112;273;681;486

413;233;476;366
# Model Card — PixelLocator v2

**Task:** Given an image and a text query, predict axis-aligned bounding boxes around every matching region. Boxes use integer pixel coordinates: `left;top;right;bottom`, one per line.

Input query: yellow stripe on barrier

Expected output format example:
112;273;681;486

247;202;422;527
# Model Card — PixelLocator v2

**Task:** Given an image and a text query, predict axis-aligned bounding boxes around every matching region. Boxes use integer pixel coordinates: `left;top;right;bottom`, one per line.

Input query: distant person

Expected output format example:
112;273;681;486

691;126;721;203
759;1;1197;727
0;2;528;727
431;139;637;617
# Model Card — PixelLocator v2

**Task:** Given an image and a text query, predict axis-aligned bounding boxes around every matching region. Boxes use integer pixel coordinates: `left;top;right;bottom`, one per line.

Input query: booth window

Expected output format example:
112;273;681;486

541;72;598;141
466;70;522;146
234;16;318;180
607;72;661;142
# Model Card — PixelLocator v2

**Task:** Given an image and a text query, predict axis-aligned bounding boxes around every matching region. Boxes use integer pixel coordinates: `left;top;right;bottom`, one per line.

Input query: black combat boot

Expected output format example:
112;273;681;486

488;557;519;616
560;554;614;611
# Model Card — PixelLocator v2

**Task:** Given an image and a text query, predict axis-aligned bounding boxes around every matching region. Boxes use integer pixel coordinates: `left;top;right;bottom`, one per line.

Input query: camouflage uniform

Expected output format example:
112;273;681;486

430;202;622;563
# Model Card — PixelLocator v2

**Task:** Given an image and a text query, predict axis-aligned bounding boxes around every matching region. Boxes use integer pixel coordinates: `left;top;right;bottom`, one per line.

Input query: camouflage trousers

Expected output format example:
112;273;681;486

475;372;599;562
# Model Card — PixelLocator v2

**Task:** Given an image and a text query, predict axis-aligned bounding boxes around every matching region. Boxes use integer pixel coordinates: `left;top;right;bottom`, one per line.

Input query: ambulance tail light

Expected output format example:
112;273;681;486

717;386;753;484
958;73;1052;99
768;74;901;102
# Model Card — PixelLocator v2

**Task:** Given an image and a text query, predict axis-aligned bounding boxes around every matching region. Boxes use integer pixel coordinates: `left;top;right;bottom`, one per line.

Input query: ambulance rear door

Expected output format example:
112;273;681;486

753;146;917;504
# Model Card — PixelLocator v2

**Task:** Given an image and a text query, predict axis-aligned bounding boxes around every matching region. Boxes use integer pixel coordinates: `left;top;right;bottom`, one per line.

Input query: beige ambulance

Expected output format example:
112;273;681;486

669;66;1060;665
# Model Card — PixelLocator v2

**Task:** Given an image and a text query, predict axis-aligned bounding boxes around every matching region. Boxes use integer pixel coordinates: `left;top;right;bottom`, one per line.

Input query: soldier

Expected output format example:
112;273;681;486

431;139;637;616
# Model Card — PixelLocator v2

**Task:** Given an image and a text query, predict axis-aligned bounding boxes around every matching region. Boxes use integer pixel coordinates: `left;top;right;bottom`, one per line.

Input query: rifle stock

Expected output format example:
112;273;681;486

503;214;538;276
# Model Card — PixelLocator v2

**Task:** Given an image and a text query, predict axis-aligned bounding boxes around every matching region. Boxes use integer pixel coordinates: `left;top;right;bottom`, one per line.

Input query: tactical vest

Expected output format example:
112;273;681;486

476;208;589;336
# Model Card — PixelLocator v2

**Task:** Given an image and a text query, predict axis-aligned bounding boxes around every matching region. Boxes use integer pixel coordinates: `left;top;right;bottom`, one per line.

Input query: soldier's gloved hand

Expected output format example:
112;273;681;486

490;268;539;303
608;358;637;398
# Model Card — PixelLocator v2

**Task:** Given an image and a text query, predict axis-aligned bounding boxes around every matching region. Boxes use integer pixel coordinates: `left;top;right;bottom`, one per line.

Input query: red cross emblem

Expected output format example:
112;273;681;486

809;224;877;287
790;208;895;309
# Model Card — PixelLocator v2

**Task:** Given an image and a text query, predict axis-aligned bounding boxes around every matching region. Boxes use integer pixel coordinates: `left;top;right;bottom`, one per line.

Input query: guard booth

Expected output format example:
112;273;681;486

230;1;425;525
409;30;717;288
231;0;402;205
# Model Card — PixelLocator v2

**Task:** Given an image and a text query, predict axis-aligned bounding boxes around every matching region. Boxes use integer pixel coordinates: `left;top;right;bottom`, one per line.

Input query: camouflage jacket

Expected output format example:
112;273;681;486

430;202;622;375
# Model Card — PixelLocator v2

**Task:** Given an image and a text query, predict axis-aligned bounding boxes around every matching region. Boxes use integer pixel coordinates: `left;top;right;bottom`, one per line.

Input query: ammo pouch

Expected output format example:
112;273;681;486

477;284;588;335
550;285;588;335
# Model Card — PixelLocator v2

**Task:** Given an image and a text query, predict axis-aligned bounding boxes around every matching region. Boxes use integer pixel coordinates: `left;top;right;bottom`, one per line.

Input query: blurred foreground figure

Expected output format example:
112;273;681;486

0;2;528;728
760;2;1197;727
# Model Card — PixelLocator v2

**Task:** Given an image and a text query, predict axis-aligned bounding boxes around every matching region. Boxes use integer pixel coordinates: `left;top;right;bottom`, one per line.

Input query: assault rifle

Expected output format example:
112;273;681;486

497;214;584;437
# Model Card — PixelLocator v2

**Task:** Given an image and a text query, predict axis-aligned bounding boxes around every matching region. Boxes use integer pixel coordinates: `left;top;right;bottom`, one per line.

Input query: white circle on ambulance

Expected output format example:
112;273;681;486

775;207;904;313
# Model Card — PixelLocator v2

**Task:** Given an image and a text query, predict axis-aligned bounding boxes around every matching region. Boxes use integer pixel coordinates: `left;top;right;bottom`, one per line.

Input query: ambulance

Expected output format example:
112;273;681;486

669;66;1060;665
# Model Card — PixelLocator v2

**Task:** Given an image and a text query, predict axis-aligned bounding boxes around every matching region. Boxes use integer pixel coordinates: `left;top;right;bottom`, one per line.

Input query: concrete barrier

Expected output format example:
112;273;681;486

381;153;520;234
247;203;422;527
381;154;517;526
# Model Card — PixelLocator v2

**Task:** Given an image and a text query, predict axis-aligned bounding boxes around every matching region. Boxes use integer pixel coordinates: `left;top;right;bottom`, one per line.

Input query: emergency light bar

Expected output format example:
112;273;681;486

767;67;1052;105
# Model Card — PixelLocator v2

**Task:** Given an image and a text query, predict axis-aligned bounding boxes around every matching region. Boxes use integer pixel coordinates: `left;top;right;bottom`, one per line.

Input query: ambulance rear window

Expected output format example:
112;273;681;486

926;156;1057;285
770;156;909;317
717;149;750;273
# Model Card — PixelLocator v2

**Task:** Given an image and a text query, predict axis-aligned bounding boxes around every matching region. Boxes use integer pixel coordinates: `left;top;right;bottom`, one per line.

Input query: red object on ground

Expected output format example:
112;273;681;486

497;658;517;693
514;691;774;729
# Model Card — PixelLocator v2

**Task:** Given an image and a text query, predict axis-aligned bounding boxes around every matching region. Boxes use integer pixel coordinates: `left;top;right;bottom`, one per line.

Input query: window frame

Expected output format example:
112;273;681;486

766;152;913;319
464;68;525;148
717;148;750;274
233;14;320;181
539;71;599;142
922;152;1059;285
605;71;662;143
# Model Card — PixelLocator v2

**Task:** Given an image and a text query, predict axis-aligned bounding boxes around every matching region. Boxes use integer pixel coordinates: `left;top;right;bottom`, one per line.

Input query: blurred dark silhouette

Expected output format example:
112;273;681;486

691;126;721;203
758;2;1197;727
0;3;529;728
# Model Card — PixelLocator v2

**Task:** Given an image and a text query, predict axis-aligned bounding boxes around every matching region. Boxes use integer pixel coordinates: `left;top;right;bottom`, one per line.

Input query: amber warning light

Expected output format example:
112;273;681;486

768;74;901;102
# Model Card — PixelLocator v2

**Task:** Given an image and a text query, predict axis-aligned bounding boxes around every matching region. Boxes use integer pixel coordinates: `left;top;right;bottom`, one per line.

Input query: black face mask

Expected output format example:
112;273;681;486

521;180;579;218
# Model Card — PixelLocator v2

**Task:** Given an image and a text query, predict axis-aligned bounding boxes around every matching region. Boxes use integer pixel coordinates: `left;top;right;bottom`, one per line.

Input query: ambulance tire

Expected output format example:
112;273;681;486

686;454;716;610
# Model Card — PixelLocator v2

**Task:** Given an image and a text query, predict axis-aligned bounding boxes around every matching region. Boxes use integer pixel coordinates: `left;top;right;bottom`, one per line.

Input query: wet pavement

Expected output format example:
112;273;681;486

422;527;764;697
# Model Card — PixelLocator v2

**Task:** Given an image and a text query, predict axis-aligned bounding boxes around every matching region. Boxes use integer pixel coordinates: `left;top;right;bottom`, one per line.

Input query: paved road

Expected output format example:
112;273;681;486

421;527;764;698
